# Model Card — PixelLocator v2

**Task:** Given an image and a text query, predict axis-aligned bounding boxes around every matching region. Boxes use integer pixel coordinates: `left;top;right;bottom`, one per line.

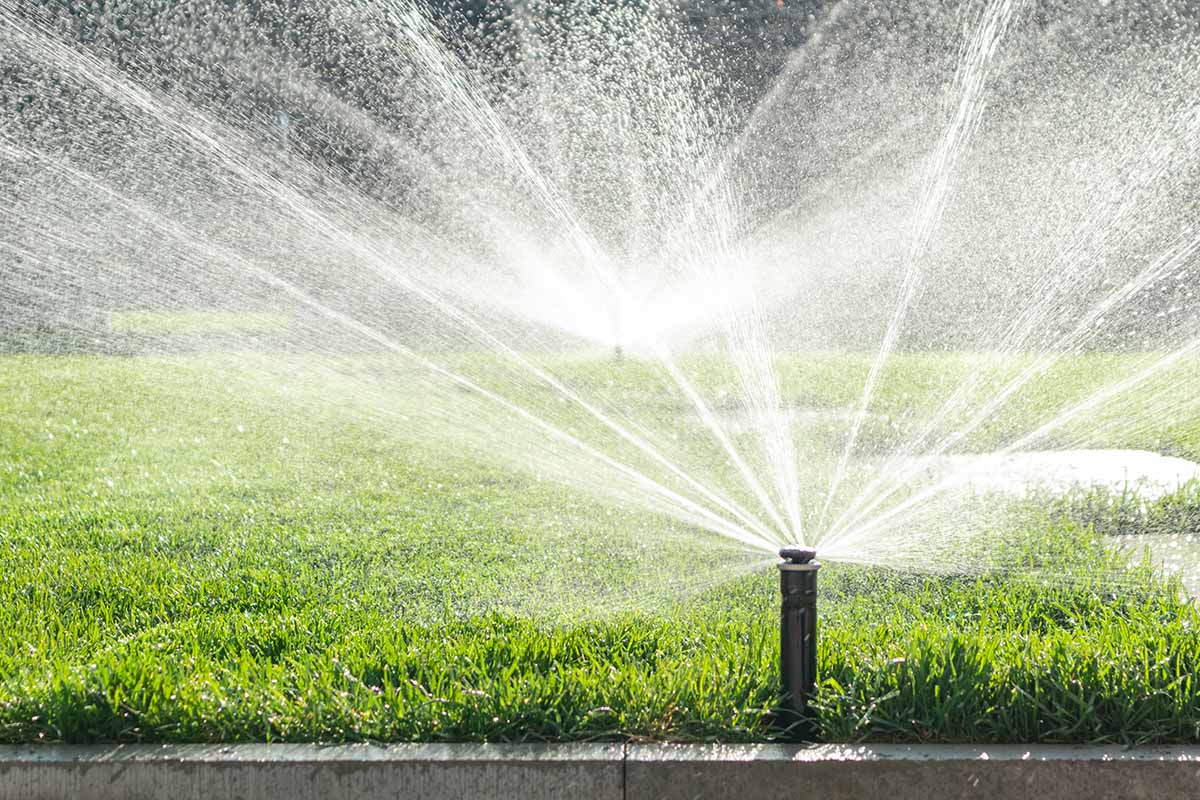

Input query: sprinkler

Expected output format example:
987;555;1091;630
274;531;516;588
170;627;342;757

778;545;820;726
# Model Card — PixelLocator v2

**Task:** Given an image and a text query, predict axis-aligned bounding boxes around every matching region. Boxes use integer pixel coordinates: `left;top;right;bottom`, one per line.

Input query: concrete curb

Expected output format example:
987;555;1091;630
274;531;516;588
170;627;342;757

627;744;1200;800
2;743;1199;800
0;743;623;800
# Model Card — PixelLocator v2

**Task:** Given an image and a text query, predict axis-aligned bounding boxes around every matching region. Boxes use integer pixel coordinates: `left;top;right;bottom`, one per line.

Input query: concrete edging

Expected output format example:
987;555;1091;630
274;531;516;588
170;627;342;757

626;743;1200;799
2;742;1199;800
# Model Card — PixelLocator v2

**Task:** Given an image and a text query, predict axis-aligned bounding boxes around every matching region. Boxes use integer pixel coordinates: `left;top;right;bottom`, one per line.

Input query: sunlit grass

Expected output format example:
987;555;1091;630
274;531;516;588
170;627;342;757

108;311;291;334
1;353;1199;744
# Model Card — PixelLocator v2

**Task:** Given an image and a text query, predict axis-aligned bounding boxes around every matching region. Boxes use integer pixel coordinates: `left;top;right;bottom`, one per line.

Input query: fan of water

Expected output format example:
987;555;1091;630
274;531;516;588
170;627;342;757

2;0;1199;577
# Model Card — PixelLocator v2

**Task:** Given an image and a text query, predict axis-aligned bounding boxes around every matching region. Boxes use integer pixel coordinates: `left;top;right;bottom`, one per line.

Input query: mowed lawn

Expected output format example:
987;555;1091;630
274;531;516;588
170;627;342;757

2;353;1200;744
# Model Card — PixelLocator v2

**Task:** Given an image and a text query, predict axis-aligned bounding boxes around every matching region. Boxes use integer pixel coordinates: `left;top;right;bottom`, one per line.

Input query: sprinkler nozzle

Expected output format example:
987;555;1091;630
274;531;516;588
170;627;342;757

779;544;817;564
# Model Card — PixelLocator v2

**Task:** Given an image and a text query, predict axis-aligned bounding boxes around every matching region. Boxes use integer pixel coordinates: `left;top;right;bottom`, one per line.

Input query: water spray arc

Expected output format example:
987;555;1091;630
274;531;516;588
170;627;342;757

778;545;820;727
3;0;1200;624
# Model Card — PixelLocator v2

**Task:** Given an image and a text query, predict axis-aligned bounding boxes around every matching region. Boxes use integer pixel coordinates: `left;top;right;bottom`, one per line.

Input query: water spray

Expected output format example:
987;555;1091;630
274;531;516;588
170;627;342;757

778;545;819;728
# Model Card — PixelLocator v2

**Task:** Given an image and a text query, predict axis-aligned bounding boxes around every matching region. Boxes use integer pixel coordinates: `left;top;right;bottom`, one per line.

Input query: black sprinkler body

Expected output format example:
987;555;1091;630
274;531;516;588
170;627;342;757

778;545;820;727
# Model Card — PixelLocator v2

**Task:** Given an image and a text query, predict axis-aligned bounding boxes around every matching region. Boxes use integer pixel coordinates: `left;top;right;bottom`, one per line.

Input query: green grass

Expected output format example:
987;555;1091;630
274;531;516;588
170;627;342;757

108;311;291;334
2;353;1200;745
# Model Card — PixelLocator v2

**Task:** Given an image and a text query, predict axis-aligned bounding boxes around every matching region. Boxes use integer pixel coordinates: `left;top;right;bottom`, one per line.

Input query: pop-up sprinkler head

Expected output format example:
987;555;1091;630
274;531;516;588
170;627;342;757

779;545;817;565
778;545;820;732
